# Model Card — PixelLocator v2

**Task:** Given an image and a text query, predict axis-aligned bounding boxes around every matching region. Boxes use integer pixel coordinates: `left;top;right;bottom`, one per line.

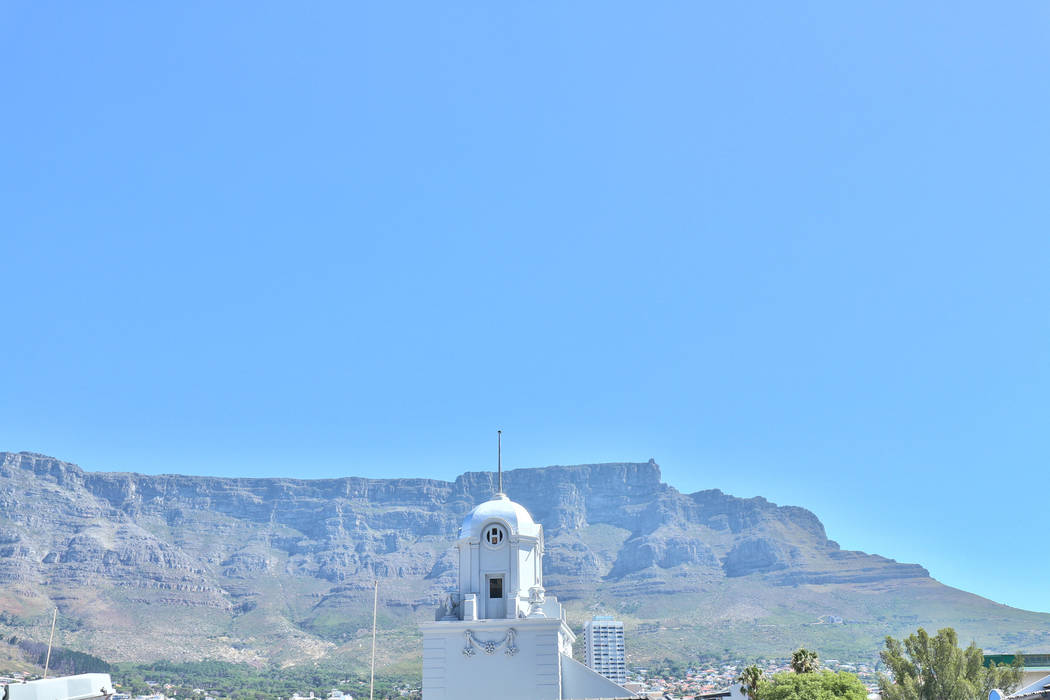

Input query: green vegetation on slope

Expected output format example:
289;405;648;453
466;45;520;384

3;635;111;676
110;661;419;700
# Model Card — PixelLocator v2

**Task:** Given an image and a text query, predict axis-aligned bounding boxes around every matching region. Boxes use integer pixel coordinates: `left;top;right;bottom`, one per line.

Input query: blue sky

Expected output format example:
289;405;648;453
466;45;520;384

2;2;1048;615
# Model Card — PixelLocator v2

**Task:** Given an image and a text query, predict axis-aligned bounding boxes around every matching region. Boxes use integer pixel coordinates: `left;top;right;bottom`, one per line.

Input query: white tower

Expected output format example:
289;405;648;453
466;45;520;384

584;617;627;684
420;466;632;699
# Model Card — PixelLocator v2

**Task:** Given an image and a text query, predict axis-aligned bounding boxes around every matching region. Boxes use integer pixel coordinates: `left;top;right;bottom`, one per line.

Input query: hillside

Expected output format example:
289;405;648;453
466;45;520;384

1;451;1046;671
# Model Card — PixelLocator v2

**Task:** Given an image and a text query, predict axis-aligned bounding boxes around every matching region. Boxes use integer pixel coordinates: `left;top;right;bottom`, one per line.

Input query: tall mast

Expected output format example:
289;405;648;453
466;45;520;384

43;608;57;679
497;429;503;494
369;579;378;700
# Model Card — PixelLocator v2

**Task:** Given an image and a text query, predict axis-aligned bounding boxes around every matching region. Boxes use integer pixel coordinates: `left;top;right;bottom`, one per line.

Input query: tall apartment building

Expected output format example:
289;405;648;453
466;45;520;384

583;616;627;684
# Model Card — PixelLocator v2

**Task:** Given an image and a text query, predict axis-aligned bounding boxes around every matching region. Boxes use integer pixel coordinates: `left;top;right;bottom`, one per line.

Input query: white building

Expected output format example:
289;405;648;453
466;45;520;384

584;617;626;684
419;491;634;700
3;674;115;700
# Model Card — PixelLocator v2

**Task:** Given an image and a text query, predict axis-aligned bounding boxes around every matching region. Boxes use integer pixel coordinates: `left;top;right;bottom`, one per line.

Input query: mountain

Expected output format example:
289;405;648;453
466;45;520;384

1;451;1047;672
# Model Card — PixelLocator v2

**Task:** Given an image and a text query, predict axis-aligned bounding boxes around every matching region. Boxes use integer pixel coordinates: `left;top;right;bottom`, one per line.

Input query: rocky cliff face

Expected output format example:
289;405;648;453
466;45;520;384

0;451;1046;667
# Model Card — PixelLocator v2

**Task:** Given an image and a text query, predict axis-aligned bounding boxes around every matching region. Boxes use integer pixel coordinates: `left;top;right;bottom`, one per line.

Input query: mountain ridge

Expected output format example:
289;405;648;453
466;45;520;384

1;451;1046;670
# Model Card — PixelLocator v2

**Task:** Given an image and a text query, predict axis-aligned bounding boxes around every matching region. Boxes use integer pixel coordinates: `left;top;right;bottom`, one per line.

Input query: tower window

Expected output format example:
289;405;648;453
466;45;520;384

485;524;505;545
489;577;503;599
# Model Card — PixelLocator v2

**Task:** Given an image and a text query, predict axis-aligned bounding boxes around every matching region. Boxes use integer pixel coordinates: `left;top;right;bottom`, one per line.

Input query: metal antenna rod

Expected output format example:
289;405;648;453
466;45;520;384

44;607;57;679
369;579;378;700
497;430;503;494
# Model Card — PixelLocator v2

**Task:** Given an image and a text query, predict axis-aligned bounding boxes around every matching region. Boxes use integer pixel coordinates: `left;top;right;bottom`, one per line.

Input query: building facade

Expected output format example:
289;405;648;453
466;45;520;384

584;616;627;684
419;491;632;700
4;674;115;700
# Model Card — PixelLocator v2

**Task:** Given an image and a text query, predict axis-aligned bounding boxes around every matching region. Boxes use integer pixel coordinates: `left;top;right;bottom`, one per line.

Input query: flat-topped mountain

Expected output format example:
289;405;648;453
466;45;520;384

1;451;1047;670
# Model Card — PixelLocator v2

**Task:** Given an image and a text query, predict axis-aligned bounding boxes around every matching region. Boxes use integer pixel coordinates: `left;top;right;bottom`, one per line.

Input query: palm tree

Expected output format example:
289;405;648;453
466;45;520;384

790;647;819;674
737;664;763;699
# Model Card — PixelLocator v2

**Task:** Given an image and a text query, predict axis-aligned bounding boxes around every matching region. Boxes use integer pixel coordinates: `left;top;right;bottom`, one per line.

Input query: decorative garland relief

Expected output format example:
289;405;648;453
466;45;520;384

462;628;518;657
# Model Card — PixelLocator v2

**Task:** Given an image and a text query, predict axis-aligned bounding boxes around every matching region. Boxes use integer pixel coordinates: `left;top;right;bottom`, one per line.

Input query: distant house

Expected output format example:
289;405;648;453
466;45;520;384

693;683;746;699
990;673;1050;700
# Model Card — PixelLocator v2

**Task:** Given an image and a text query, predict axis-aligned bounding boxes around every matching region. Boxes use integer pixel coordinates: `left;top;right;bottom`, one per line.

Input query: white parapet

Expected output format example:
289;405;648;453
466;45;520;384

4;674;115;700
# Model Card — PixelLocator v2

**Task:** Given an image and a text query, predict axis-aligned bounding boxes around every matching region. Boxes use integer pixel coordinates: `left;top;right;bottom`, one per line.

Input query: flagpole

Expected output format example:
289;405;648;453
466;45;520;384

43;608;57;679
369;579;378;700
497;429;502;494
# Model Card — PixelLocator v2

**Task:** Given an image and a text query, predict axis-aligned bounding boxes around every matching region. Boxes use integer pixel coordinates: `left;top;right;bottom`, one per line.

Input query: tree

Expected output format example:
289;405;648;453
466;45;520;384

738;665;764;700
757;670;867;700
790;647;819;674
878;627;1024;700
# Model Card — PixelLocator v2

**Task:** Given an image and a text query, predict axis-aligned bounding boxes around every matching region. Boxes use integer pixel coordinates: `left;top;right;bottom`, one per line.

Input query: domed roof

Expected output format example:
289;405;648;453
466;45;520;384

459;493;542;540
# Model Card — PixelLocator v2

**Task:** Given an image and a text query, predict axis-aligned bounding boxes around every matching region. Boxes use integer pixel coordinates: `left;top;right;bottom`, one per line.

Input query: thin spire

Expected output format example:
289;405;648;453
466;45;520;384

497;429;503;494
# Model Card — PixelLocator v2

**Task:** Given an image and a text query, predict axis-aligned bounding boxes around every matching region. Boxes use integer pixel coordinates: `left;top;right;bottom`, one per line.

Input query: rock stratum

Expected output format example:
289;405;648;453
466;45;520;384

1;451;1047;670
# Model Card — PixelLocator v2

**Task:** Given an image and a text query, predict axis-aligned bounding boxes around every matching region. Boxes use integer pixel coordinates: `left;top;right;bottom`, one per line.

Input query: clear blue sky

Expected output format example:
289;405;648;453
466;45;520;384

3;2;1048;615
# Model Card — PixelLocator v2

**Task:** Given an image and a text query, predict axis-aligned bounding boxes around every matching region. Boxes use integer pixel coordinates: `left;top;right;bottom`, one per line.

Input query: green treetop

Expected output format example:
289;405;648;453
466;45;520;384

878;627;1024;700
790;647;819;674
757;670;867;700
737;664;764;700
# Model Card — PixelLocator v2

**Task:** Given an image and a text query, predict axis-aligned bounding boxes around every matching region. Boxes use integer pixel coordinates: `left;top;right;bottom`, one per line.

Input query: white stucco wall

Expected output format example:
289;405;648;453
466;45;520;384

5;674;115;700
421;618;570;700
